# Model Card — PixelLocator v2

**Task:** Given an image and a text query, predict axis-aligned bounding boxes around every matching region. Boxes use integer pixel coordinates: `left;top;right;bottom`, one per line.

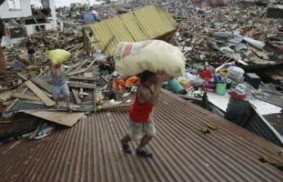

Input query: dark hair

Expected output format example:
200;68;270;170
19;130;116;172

139;71;156;83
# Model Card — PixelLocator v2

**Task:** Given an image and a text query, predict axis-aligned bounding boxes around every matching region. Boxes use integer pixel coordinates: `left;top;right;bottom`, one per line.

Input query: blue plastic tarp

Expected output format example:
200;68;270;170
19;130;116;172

82;13;99;23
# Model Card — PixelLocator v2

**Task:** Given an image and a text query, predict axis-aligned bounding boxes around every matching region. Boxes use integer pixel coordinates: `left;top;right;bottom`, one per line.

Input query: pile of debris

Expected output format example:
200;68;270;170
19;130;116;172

0;29;114;144
162;0;283;146
175;1;283;67
0;46;132;143
1;0;283;146
0;28;84;90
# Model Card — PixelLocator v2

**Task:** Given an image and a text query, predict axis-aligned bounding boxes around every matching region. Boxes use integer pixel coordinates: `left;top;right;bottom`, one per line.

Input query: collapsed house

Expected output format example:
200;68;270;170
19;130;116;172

0;0;57;41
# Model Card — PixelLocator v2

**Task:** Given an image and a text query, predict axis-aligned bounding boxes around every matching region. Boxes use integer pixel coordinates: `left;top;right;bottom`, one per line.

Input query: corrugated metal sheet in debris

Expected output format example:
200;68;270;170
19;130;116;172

0;91;283;182
119;13;148;41
245;112;283;147
88;5;177;56
90;20;112;52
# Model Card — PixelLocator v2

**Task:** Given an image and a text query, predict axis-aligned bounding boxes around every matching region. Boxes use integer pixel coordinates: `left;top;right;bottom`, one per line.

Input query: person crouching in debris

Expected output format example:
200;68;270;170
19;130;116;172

50;63;72;111
121;70;167;158
26;37;36;64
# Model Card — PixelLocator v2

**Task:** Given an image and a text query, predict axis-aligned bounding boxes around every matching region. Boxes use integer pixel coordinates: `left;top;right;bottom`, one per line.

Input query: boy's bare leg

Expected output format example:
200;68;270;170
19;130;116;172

137;135;152;150
136;135;153;158
65;95;72;111
55;98;59;109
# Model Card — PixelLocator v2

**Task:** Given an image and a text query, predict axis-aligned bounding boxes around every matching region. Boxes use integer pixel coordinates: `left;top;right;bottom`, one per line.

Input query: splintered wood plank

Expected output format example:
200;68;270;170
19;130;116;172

31;77;52;94
23;110;85;127
42;90;52;98
12;93;41;101
4;71;47;112
21;100;44;105
67;58;97;76
25;81;55;107
83;72;93;78
97;103;132;111
68;76;96;81
67;59;90;73
17;73;28;81
72;89;81;104
68;82;96;89
0;91;13;102
93;66;97;112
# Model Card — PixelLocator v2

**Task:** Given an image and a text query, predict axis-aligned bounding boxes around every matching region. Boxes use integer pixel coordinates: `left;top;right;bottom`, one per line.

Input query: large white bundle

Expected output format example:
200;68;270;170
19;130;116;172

113;40;185;78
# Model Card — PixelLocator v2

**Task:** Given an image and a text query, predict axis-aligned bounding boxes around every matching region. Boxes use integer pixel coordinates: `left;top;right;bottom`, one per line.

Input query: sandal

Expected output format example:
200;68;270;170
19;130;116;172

121;139;131;154
136;149;153;158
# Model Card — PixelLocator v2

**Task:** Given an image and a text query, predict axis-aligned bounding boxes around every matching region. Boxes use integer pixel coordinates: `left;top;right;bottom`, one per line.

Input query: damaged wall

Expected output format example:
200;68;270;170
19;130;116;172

49;0;57;29
0;0;32;19
25;0;57;36
41;0;49;8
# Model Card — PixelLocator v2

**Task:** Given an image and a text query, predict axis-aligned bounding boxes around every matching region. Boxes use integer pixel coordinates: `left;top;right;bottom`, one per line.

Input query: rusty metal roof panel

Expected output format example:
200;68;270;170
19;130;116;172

0;90;283;181
87;5;177;56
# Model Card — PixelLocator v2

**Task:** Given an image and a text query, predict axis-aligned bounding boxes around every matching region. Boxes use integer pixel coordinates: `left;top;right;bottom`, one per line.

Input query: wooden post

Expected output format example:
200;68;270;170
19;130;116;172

92;66;97;113
0;46;6;70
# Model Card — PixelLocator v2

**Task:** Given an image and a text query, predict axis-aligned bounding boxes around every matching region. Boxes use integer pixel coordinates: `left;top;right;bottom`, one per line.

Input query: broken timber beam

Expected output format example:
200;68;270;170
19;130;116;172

4;71;46;113
31;77;52;94
68;81;96;89
97;103;132;111
25;81;55;107
93;66;97;113
12;93;41;101
67;58;97;76
72;89;81;104
0;46;6;70
66;58;90;74
68;76;97;81
17;73;28;81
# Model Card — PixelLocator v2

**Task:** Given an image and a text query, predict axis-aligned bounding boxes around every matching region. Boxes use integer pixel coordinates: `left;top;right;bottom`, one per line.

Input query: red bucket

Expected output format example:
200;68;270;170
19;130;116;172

199;69;213;80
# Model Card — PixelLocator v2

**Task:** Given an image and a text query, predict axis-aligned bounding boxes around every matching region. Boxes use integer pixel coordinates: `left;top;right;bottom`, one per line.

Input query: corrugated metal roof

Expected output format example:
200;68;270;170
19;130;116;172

0;90;283;181
245;112;283;147
86;5;177;55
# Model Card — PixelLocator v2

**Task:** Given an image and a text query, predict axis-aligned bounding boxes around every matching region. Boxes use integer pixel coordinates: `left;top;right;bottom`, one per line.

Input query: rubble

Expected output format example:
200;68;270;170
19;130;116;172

0;0;283;146
267;4;283;18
